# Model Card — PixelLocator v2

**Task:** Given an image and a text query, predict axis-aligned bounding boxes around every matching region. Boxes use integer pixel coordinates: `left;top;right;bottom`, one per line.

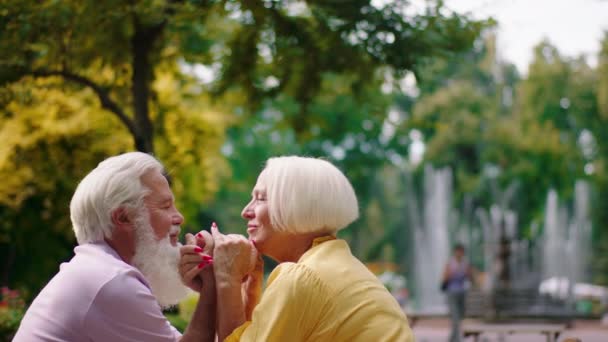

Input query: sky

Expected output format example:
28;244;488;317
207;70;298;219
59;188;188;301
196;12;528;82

444;0;608;74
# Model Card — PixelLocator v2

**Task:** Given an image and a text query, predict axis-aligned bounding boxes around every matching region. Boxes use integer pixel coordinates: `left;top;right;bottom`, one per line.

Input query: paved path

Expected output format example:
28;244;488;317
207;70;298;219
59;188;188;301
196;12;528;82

412;319;608;342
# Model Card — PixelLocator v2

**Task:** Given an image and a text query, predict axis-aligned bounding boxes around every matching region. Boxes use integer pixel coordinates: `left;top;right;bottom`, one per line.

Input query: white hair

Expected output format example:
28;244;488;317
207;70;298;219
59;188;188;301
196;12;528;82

257;156;359;234
70;152;164;244
131;207;190;308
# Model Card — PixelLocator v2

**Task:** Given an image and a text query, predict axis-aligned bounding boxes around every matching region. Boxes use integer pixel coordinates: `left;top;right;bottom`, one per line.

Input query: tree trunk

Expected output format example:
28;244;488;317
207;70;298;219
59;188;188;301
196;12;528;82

131;22;164;154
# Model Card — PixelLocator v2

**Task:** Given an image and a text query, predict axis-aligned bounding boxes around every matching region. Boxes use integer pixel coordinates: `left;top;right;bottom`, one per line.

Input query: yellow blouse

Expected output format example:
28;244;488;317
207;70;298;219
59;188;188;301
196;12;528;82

225;237;414;342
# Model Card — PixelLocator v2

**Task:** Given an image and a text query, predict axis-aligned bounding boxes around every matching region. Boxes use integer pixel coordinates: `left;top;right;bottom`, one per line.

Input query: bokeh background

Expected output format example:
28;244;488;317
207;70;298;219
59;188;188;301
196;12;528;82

1;0;608;336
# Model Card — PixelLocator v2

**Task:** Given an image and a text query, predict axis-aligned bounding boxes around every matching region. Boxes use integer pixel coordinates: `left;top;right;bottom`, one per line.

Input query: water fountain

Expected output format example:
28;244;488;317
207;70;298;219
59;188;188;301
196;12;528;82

541;181;592;296
407;165;592;315
409;165;452;313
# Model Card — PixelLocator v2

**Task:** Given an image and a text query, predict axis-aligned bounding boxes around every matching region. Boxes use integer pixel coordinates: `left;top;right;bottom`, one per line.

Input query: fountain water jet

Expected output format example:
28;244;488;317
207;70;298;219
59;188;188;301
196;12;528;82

406;165;592;313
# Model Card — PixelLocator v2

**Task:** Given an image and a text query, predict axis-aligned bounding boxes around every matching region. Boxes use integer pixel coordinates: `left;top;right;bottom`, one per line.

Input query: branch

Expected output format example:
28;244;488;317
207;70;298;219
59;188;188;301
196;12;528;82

30;69;137;137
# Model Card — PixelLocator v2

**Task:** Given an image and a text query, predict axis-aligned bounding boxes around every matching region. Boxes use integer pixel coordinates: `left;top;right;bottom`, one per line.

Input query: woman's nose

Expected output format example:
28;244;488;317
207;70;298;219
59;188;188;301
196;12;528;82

241;204;254;219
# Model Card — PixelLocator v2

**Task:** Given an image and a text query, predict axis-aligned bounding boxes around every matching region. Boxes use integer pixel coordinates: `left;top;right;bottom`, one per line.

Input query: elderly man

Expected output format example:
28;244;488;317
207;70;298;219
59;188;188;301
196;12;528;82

14;152;215;342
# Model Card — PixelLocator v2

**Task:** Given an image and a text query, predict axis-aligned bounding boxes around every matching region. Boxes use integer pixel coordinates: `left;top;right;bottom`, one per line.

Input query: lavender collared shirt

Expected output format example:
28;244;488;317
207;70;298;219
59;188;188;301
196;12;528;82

14;241;182;341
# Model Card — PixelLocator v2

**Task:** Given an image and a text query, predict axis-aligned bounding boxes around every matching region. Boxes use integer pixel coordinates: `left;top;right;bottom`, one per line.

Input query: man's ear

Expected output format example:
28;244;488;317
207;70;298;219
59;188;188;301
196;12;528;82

111;207;133;230
107;207;138;264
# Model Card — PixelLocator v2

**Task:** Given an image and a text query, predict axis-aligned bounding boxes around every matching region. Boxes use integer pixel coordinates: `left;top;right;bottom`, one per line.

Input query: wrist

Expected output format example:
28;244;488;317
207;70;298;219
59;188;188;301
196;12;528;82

216;276;242;289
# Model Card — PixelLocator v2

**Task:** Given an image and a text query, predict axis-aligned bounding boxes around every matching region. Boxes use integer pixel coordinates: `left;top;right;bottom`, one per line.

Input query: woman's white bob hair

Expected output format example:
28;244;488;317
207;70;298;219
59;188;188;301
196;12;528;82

256;156;359;235
69;152;164;245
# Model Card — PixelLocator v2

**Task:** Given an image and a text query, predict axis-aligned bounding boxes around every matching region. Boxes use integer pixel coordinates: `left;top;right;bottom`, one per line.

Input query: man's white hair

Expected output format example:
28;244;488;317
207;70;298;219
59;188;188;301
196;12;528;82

257;156;359;235
70;152;164;244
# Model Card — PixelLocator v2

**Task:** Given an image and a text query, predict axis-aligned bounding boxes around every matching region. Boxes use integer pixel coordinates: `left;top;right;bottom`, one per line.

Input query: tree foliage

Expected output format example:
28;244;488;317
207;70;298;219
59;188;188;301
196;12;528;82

401;33;608;285
0;0;489;294
1;0;488;150
0;77;131;291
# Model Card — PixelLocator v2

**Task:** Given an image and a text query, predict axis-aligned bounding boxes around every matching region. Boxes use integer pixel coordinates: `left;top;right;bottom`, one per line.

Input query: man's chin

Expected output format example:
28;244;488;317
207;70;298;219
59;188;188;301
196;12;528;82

133;240;189;308
156;286;191;310
146;268;191;309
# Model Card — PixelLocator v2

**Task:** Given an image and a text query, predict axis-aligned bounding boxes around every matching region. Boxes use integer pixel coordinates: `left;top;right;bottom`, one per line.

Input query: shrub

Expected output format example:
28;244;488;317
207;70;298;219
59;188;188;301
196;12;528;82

0;287;26;341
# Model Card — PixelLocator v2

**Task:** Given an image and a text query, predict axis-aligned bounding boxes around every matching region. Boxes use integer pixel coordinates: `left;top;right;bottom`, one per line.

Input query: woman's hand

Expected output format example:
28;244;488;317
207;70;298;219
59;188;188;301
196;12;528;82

211;224;255;287
179;230;214;292
242;250;263;320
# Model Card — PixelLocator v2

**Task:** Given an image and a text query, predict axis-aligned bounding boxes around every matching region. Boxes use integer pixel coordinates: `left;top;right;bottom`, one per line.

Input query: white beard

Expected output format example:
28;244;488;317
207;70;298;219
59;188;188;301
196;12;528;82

131;210;190;309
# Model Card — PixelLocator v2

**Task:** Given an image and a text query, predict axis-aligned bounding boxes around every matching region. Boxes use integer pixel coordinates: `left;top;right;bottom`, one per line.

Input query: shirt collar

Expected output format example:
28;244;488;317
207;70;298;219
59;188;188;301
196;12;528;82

297;235;337;262
311;235;336;247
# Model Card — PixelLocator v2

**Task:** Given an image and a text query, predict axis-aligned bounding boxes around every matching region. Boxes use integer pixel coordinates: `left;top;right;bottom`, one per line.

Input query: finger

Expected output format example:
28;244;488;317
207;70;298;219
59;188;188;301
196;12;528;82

254;251;264;269
183;264;204;286
185;233;196;246
211;225;223;241
180;244;204;257
180;255;211;273
250;243;259;263
180;261;199;275
195;232;207;248
201;230;214;254
197;259;213;269
250;239;259;253
180;253;209;266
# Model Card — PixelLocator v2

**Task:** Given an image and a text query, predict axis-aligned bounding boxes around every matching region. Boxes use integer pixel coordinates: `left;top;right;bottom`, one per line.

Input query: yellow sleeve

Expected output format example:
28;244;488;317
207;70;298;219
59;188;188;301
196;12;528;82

224;263;329;342
224;322;250;342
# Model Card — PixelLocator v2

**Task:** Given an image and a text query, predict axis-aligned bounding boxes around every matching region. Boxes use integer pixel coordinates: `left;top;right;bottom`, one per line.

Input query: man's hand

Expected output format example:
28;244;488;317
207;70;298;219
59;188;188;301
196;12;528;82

211;223;255;340
180;230;214;292
211;224;255;287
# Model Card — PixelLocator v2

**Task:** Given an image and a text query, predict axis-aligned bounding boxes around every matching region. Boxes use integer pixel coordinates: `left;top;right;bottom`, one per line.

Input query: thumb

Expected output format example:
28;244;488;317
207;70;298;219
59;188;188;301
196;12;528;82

211;223;221;239
250;240;262;260
250;244;262;271
185;233;196;245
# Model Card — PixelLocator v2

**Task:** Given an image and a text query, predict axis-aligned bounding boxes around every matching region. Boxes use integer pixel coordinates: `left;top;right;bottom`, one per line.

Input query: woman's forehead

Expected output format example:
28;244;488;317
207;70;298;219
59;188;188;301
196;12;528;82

252;181;266;193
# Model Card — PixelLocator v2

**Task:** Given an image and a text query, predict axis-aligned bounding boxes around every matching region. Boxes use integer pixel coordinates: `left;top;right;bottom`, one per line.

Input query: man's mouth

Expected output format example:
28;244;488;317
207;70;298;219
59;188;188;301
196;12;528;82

169;230;180;245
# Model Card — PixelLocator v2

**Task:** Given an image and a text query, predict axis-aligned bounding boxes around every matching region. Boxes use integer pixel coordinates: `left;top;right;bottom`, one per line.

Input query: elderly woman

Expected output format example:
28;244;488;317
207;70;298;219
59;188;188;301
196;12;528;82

181;156;413;342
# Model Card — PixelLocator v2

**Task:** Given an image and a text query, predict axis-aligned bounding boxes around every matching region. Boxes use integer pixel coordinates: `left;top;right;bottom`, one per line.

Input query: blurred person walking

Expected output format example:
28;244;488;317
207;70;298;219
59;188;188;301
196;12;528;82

442;244;473;342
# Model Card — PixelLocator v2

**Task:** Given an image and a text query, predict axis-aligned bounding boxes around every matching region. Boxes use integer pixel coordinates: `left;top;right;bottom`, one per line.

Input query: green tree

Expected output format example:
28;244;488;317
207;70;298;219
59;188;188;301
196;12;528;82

207;73;400;254
0;0;489;294
0;79;131;293
0;69;225;294
576;32;608;284
1;0;487;152
406;33;506;204
405;36;584;242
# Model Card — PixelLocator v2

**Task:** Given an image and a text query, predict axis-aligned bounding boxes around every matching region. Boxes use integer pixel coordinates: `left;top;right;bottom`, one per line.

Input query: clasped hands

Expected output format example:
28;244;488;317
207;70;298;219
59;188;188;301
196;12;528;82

179;223;263;299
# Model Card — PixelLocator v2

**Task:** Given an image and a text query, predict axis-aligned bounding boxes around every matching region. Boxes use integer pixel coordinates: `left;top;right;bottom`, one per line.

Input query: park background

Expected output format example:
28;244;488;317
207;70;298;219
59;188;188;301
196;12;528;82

1;0;608;338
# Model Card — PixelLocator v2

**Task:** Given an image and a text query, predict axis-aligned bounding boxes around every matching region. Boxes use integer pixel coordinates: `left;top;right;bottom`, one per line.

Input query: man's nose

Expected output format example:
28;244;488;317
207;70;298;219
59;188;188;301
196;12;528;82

174;209;185;225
